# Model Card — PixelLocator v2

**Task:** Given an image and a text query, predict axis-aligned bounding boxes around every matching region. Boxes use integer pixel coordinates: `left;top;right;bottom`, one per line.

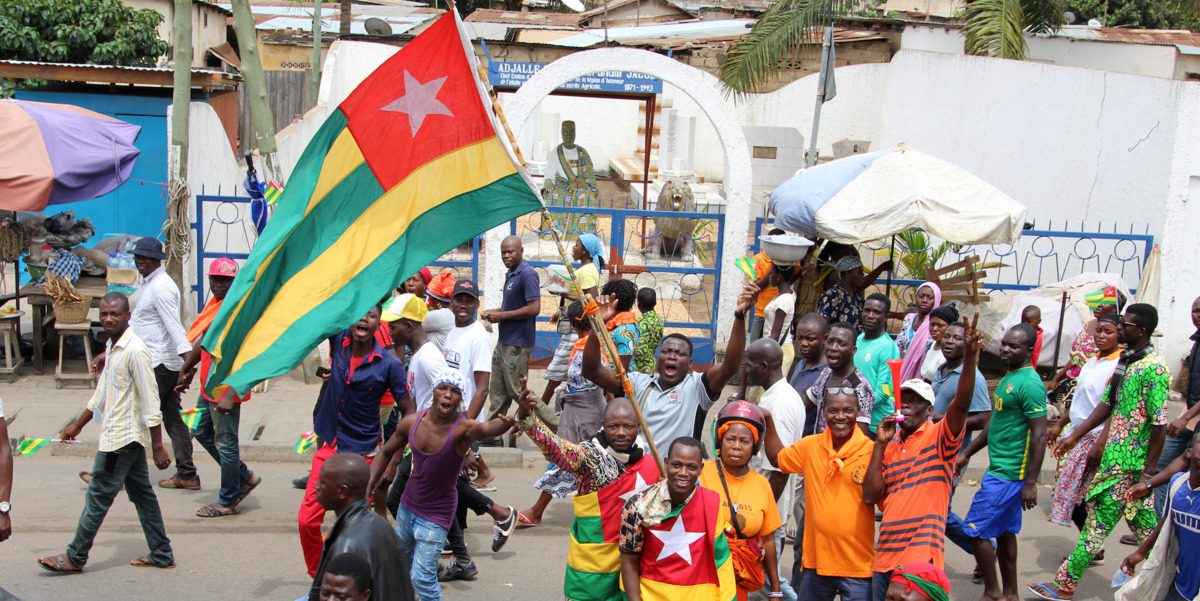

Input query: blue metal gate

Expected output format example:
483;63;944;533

192;190;481;313
751;217;1155;297
513;205;724;364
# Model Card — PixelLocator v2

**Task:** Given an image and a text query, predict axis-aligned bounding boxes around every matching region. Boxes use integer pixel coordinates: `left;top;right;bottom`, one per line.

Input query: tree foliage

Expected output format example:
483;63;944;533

1066;0;1200;30
0;0;169;67
962;0;1064;59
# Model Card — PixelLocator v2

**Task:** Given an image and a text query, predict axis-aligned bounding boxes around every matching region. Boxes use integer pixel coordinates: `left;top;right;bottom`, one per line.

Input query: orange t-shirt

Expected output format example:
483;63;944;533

874;419;963;572
776;428;876;578
698;460;781;540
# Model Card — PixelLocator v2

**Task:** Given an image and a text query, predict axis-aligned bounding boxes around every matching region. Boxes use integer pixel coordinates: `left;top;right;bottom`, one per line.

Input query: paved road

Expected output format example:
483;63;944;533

0;454;1129;601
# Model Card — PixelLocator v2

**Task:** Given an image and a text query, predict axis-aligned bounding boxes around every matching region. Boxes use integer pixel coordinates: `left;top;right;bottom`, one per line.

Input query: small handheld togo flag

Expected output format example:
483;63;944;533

295;431;318;454
16;437;47;456
181;407;204;430
264;180;284;205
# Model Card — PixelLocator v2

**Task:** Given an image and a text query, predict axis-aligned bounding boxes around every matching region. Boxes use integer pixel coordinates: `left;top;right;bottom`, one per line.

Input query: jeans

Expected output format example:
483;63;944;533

797;569;870;601
871;571;891;601
154;365;196;479
397;503;449;601
66;443;173;567
791;478;807;591
1156;429;1194;519
749;313;765;342
299;445;374;576
1165;584;1189;601
946;510;976;555
192;398;251;507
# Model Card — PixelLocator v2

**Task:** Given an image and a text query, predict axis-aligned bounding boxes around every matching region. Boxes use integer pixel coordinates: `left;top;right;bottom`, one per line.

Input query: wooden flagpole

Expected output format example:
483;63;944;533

470;48;665;475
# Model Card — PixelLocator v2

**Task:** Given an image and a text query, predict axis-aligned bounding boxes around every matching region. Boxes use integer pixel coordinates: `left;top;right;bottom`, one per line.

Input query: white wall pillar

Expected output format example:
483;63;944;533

1155;84;1200;368
503;48;753;343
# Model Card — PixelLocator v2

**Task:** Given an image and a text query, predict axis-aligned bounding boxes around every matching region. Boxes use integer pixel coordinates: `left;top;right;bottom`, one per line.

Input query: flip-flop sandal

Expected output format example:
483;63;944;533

235;474;262;504
1027;582;1072;600
37;554;82;574
196;503;239;518
516;511;539;530
130;555;175;569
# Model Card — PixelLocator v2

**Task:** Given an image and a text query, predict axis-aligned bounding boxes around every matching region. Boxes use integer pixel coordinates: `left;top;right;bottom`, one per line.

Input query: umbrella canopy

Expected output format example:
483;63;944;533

0;99;141;211
769;144;1027;245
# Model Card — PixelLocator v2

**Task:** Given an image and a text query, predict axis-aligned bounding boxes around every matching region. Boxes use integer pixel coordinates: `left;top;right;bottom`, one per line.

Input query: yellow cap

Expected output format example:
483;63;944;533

381;293;428;323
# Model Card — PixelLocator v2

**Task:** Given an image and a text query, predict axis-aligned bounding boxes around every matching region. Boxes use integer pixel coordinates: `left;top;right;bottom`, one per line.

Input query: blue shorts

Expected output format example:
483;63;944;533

963;473;1024;539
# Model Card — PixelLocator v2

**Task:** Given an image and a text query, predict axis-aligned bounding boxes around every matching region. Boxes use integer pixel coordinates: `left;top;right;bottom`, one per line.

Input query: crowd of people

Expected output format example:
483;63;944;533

3;232;1200;601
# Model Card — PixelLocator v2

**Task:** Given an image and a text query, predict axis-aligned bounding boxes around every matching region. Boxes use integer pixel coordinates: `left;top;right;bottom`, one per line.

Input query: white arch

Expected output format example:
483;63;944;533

485;48;752;336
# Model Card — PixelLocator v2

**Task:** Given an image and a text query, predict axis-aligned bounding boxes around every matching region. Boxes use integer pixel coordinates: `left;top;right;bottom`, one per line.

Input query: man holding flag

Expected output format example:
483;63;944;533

199;8;543;408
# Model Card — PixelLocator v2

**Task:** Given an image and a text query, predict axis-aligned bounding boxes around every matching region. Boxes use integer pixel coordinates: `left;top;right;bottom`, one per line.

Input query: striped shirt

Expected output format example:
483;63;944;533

87;328;163;452
874;418;963;572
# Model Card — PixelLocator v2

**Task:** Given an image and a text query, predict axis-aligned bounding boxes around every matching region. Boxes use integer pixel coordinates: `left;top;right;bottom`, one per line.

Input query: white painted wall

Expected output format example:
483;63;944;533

876;50;1177;240
1025;36;1178;79
1155;85;1200;370
900;23;1188;82
900;25;965;55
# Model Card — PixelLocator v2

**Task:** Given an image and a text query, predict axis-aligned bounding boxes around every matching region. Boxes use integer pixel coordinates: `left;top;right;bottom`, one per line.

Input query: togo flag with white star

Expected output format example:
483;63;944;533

202;10;540;397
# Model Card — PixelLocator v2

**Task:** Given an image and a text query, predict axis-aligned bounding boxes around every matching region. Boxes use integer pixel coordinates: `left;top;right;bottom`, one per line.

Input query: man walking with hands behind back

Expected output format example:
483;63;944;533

38;292;174;574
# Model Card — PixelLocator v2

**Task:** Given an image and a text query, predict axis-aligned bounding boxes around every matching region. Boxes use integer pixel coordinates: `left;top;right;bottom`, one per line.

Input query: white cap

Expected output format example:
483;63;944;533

899;379;935;403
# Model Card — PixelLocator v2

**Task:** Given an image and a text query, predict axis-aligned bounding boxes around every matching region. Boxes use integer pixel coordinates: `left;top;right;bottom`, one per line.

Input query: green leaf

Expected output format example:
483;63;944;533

962;0;1028;59
719;0;865;95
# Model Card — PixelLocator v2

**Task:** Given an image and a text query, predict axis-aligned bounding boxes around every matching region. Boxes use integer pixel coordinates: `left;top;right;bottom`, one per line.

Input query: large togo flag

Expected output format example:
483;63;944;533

203;10;541;397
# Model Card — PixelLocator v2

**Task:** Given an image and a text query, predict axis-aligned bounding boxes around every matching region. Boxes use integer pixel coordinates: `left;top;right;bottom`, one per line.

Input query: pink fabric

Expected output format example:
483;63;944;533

899;282;942;382
0;102;53;211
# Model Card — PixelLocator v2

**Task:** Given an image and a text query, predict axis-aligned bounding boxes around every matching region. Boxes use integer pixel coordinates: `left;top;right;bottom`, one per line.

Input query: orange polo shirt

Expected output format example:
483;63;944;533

776;427;875;578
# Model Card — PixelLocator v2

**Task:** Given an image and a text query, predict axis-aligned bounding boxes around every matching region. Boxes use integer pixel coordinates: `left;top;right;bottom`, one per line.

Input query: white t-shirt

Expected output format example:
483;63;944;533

0;397;4;418
1070;353;1120;434
409;342;451;413
755;377;807;523
444;320;494;408
764;292;795;342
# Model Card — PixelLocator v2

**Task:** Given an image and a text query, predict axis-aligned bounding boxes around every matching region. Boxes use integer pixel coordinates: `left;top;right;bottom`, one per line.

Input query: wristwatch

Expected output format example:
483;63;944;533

0;501;10;514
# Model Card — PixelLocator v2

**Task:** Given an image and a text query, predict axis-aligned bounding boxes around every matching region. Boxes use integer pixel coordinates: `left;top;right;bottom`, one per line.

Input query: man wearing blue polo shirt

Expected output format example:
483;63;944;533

298;305;409;578
480;236;544;429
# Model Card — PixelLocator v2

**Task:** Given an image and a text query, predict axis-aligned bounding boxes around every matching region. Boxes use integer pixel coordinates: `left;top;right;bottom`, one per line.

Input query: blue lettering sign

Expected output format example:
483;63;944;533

488;60;663;94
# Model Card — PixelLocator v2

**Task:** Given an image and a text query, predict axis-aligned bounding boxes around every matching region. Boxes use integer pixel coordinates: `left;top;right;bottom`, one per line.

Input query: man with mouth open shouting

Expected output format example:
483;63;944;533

298;305;411;578
582;283;760;452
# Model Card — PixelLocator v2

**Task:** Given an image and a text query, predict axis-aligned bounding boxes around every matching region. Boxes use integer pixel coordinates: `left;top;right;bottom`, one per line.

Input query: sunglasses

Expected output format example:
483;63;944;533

825;386;857;396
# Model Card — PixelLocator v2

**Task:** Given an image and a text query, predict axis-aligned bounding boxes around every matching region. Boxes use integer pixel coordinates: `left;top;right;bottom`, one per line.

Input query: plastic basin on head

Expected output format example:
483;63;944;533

760;234;814;265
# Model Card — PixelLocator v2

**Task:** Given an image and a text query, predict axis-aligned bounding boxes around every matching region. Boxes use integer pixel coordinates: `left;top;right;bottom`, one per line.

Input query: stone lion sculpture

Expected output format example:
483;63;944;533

648;178;696;261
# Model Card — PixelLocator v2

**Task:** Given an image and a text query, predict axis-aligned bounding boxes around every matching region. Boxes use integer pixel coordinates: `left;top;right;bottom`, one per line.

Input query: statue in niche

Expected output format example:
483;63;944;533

648;177;696;261
539;120;599;239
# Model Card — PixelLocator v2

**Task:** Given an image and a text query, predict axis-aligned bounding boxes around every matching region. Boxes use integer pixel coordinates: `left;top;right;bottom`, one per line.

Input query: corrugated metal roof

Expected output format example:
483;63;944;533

255;13;437;35
1045;25;1200;52
465;8;580;28
195;0;233;16
549;19;754;47
0;59;232;76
